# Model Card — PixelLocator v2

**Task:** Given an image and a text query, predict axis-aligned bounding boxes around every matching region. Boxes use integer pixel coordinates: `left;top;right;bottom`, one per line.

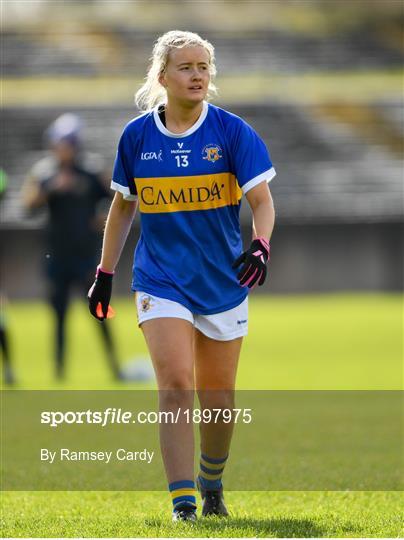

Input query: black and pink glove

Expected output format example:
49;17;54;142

232;237;270;289
88;266;114;321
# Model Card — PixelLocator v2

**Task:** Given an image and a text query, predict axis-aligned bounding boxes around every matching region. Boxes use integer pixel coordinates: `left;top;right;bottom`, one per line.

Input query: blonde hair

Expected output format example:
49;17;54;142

135;30;218;112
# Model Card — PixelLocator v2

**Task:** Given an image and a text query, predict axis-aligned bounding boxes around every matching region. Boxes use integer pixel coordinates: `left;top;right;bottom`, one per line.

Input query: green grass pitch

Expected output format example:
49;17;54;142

1;293;403;537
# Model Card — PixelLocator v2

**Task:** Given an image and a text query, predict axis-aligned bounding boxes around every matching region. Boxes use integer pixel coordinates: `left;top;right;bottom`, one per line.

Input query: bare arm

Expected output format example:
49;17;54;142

245;181;275;241
99;191;138;272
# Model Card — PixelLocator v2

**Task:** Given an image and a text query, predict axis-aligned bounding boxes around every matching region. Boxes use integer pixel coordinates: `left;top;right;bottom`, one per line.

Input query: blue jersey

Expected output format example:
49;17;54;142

111;101;275;314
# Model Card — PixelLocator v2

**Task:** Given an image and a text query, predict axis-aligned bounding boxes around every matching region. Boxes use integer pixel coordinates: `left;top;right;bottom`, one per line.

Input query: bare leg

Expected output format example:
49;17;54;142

141;318;195;484
195;331;242;459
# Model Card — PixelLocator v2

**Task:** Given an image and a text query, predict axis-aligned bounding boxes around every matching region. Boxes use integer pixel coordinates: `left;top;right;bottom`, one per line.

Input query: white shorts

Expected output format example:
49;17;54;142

135;292;248;341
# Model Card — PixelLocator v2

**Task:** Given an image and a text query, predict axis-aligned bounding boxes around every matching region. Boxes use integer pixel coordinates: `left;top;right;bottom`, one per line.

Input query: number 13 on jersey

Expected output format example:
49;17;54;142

175;155;189;167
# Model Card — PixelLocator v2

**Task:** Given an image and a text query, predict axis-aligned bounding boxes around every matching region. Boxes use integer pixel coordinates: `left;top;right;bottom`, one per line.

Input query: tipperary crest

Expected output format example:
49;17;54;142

202;144;223;163
140;295;152;312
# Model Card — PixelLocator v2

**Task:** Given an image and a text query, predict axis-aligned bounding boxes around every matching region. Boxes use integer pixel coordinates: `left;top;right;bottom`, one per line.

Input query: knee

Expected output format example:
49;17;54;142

197;389;235;411
157;364;194;391
157;366;194;408
159;387;194;411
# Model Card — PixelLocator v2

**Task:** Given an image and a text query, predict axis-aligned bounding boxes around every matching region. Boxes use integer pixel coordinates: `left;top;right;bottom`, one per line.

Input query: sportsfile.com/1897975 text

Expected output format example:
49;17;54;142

40;408;253;427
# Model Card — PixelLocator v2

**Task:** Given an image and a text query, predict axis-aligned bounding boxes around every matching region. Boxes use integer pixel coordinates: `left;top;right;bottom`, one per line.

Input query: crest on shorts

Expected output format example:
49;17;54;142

140;295;152;312
202;144;223;163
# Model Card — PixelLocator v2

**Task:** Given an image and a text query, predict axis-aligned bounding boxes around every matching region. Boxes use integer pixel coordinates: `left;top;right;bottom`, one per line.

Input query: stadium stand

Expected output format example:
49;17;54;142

1;103;402;226
2;2;402;295
2;27;403;77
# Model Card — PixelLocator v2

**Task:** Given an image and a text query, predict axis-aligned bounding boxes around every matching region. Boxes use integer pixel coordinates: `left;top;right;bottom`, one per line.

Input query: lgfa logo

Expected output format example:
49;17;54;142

202;144;223;163
141;150;163;161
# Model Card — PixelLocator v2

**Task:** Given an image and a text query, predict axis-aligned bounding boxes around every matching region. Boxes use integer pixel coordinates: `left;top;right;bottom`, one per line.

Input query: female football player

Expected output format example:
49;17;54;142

88;30;275;522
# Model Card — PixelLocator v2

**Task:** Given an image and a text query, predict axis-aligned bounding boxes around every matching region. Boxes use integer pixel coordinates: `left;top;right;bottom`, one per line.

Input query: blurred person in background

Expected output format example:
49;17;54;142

22;114;121;380
0;168;16;385
88;31;275;521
